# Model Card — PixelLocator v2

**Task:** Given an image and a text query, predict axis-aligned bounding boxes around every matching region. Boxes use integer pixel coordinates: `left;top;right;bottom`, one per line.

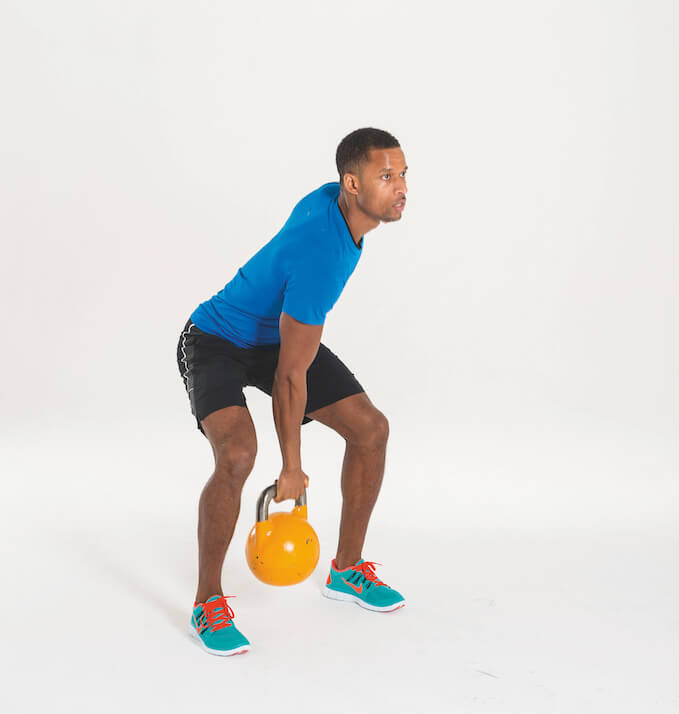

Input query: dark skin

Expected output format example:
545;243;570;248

274;146;408;502
193;147;408;602
197;392;390;602
337;146;408;247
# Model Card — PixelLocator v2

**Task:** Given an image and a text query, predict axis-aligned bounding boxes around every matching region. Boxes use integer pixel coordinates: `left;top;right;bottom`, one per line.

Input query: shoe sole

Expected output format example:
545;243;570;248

188;625;251;656
321;585;406;612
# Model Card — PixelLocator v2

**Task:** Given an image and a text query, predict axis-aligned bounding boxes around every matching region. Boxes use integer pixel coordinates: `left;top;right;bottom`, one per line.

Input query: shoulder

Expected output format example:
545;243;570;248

286;181;340;224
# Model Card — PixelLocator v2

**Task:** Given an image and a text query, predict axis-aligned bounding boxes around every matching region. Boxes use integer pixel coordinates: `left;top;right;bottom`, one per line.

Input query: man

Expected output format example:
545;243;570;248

176;127;408;656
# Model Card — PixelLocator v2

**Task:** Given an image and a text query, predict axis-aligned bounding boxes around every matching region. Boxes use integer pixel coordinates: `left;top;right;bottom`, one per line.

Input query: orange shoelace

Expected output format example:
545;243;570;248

352;561;387;587
193;595;236;634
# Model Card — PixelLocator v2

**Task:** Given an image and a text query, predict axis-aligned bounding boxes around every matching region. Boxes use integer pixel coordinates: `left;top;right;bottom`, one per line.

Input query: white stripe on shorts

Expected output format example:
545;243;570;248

179;322;198;393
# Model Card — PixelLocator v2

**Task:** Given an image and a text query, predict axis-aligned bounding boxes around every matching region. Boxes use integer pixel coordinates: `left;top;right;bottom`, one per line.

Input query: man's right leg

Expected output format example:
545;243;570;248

195;404;257;604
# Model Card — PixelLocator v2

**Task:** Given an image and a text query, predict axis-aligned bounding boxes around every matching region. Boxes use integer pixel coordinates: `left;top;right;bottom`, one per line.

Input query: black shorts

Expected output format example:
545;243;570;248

176;318;365;436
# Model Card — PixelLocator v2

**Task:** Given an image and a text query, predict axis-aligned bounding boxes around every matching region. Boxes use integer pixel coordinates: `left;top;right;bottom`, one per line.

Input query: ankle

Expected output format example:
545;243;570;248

335;556;359;571
195;589;223;605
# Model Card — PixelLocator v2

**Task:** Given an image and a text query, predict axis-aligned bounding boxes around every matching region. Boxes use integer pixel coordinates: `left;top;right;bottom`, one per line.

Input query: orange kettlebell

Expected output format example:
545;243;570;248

245;483;320;586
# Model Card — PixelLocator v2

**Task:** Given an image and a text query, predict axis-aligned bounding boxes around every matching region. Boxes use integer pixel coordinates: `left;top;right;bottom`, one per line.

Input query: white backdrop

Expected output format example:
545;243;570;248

1;1;677;712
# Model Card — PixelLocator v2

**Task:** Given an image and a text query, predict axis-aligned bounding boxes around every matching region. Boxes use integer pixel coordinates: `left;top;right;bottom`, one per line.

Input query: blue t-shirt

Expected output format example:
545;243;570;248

189;181;364;348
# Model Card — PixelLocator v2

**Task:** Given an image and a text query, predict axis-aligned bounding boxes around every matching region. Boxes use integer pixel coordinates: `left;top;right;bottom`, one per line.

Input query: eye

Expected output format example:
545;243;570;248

382;174;390;180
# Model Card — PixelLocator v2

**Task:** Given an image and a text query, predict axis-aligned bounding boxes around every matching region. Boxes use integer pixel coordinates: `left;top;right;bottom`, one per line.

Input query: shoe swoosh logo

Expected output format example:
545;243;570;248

342;578;362;594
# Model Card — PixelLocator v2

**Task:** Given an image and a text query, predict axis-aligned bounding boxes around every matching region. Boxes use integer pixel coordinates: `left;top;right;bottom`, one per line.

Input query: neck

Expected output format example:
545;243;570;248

337;189;379;247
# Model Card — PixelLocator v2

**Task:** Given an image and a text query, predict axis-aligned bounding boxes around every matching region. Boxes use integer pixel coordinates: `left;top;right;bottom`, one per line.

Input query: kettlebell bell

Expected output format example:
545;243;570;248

245;483;320;586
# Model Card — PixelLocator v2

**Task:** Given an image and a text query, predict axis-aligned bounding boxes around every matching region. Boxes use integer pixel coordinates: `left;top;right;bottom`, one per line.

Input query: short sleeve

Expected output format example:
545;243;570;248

281;258;343;325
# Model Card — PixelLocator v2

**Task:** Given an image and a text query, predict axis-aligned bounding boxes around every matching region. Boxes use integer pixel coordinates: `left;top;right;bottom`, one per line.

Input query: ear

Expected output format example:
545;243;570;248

342;171;360;196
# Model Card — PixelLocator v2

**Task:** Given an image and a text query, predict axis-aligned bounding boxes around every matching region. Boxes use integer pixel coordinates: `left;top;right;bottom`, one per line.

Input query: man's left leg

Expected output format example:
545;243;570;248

307;391;389;569
307;391;406;611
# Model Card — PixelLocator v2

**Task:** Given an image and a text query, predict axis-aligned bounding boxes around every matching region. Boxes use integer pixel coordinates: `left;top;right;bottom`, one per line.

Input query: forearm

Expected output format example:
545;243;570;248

272;370;307;469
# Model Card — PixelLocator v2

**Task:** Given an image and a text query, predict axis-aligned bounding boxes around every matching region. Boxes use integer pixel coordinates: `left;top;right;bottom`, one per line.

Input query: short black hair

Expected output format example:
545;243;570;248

336;127;400;185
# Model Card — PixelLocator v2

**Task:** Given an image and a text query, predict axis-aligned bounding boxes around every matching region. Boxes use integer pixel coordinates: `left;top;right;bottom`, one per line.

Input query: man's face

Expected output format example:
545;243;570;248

355;147;408;223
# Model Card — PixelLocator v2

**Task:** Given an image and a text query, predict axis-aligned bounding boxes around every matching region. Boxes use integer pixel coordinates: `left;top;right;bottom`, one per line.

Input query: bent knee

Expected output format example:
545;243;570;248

349;410;389;448
214;445;257;481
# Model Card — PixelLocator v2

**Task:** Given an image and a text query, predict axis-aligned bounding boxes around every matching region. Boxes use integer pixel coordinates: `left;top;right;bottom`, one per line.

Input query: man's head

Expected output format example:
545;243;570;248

336;127;408;223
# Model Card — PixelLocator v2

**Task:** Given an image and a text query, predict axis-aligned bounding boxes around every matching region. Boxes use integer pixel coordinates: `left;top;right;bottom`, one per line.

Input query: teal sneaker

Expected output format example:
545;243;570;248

188;594;251;656
322;558;406;612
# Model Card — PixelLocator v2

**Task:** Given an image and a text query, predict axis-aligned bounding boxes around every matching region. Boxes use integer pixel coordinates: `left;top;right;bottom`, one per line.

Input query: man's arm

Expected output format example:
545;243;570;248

271;312;323;498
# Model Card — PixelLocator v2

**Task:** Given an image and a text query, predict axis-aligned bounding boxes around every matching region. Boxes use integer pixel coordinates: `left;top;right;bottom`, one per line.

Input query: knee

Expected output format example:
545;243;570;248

349;410;389;449
214;445;257;485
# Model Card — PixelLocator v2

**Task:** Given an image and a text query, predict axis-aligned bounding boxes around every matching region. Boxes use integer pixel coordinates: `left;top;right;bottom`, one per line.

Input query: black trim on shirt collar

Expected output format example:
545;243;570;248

337;200;363;251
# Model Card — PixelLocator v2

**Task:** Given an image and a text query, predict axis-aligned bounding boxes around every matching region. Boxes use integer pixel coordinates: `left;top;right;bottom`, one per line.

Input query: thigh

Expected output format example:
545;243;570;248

304;343;366;421
247;341;366;426
303;346;387;443
176;318;249;436
200;404;258;471
306;391;388;445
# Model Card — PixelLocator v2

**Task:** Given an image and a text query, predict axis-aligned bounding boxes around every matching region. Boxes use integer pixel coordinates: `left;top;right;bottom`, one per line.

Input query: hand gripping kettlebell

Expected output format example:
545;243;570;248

245;483;320;586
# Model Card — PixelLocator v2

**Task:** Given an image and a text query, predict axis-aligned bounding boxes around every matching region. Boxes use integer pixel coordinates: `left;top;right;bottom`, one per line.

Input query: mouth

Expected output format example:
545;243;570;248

394;200;405;212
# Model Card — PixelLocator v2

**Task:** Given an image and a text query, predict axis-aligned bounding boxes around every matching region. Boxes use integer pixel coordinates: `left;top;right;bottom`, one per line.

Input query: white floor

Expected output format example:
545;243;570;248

2;417;677;713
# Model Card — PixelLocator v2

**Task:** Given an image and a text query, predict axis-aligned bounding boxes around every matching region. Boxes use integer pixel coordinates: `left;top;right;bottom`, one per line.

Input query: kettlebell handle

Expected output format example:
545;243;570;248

256;483;307;523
